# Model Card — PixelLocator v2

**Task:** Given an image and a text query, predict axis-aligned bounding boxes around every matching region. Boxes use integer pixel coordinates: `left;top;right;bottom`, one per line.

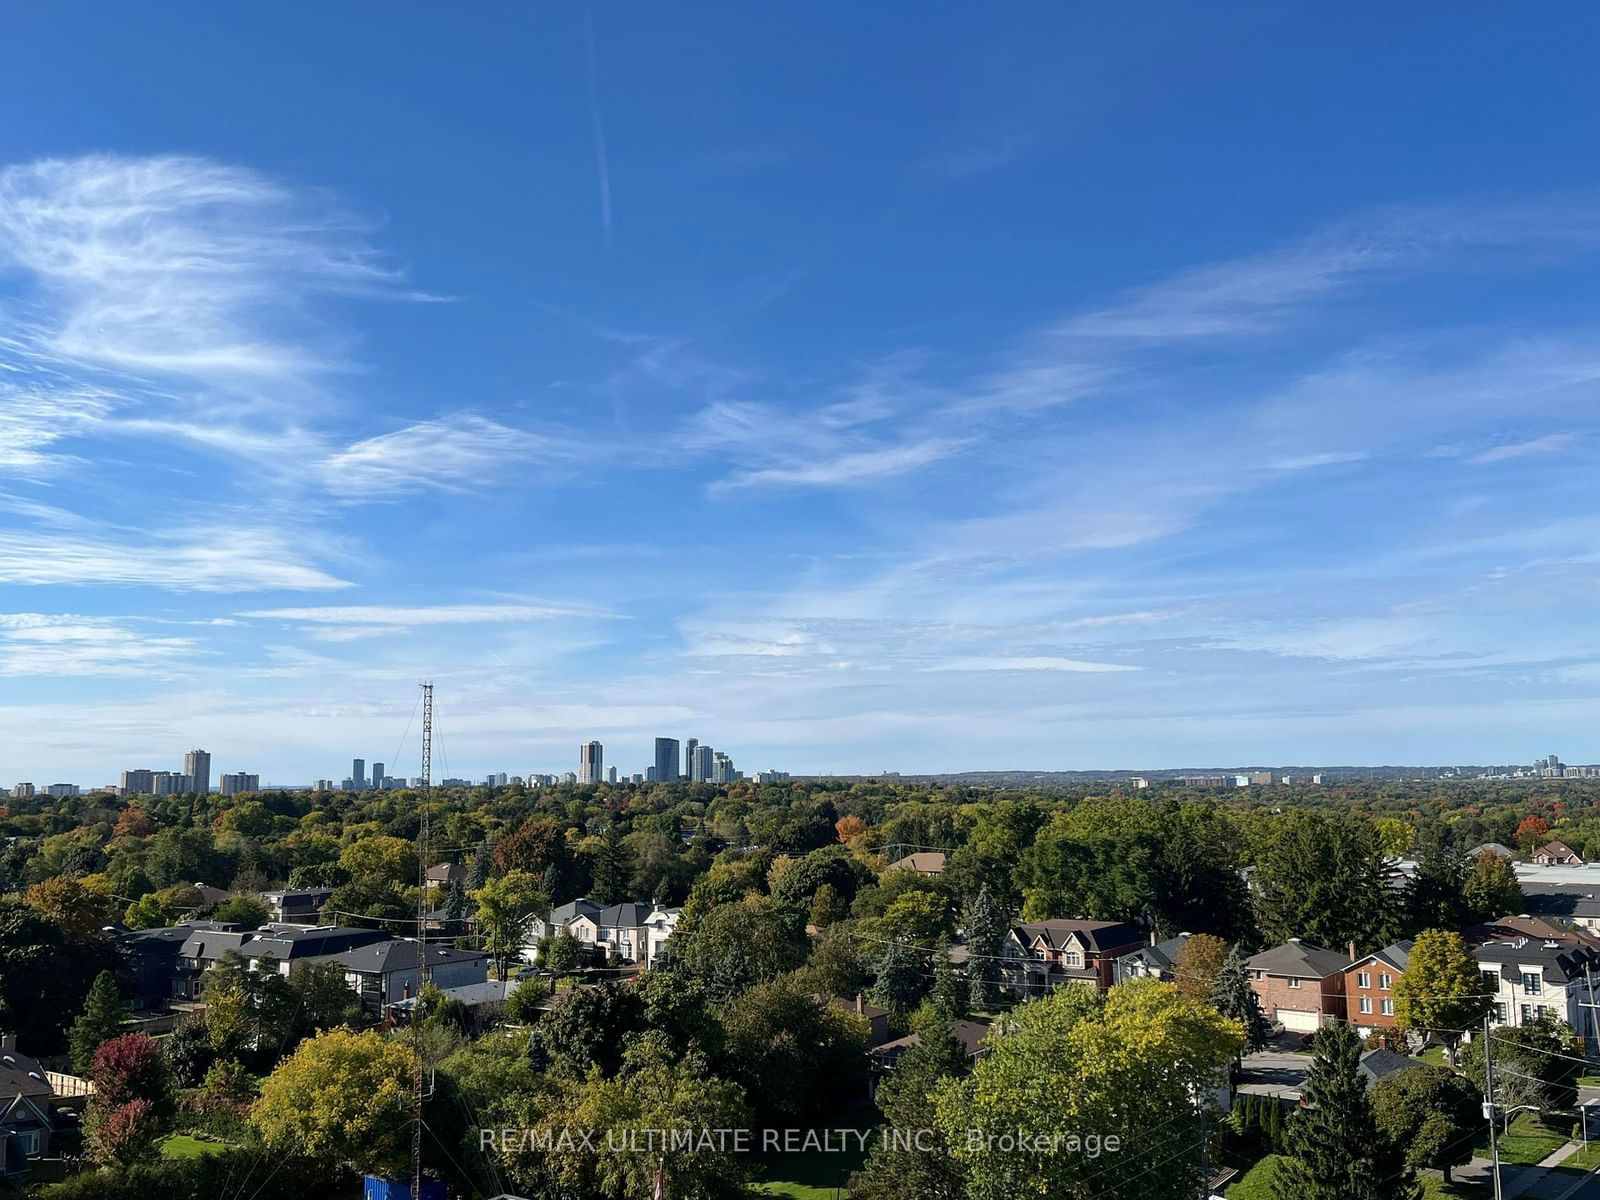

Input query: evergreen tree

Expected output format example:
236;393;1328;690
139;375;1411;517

930;948;969;1023
70;970;129;1074
467;841;493;890
1209;945;1271;1052
872;937;927;1022
442;877;467;926
588;829;634;905
964;884;1006;1012
1403;831;1471;933
540;862;563;905
852;1027;967;1200
1281;1022;1419;1200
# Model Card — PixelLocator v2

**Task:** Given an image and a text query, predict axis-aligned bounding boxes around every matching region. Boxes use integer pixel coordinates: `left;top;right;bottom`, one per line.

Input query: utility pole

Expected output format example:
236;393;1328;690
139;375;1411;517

1483;1012;1503;1200
411;681;434;1200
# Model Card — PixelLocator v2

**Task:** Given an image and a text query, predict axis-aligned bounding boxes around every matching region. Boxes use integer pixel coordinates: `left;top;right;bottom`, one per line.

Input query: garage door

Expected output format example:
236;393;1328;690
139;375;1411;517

1277;1009;1320;1033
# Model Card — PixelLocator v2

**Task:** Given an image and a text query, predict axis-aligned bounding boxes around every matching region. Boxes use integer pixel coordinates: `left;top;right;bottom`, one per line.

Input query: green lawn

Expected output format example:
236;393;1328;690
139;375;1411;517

1226;1153;1291;1199
750;1125;875;1200
1472;1112;1572;1166
1553;1140;1600;1171
1420;1177;1492;1198
1417;1045;1451;1066
160;1134;228;1160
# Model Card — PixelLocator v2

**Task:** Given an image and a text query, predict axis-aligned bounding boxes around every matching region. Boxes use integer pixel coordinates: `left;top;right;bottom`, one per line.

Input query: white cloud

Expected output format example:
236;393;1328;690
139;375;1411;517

322;415;563;497
1469;433;1577;464
0;528;350;591
0;613;198;677
241;601;604;630
0;154;398;384
927;655;1140;673
708;438;967;494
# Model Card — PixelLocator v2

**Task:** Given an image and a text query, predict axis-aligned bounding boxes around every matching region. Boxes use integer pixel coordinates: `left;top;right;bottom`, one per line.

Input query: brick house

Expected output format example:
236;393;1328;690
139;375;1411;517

1246;939;1351;1033
1342;940;1412;1036
1003;919;1146;994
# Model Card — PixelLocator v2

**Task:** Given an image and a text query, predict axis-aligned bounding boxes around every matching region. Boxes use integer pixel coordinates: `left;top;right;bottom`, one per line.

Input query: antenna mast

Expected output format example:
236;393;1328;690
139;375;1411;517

411;681;434;1198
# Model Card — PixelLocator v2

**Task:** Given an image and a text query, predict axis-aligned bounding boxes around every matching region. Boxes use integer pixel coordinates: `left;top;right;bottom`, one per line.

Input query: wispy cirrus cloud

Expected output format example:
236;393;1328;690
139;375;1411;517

0;154;400;384
1468;432;1577;464
0;527;350;591
0;613;199;677
322;415;569;497
239;602;608;626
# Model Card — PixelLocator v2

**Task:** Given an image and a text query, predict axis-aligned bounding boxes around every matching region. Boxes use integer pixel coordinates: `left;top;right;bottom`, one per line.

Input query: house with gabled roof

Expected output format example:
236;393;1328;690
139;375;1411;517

1246;939;1351;1033
1342;940;1412;1035
0;1035;54;1176
1115;932;1193;984
1533;841;1584;866
1003;919;1145;993
885;852;946;877
314;939;491;1014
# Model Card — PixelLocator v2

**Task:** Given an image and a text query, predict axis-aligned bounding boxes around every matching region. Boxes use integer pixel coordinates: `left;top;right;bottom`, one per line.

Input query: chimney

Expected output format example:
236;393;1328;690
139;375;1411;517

1348;941;1358;961
855;992;865;1016
0;1033;14;1053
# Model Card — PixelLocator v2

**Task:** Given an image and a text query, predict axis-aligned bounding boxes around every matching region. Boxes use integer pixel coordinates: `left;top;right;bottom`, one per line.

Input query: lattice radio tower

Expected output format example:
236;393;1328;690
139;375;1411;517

410;681;433;1198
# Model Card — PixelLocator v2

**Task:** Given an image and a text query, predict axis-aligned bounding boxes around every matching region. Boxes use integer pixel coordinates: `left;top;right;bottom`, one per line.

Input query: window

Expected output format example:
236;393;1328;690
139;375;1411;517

1494;1002;1508;1022
1381;998;1394;1016
16;1131;38;1156
1521;1004;1534;1024
1378;973;1392;990
1359;996;1372;1014
1523;972;1542;996
1287;977;1301;989
1481;970;1500;992
1357;971;1371;989
1065;951;1083;968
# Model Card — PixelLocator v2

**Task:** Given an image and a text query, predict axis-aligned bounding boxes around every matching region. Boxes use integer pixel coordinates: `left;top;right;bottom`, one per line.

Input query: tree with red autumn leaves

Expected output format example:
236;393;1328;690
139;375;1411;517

84;1033;176;1165
1515;814;1551;850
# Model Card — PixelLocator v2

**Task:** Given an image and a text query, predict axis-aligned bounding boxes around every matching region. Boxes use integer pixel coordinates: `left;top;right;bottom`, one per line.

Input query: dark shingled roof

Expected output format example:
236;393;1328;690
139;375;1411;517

1246;940;1351;979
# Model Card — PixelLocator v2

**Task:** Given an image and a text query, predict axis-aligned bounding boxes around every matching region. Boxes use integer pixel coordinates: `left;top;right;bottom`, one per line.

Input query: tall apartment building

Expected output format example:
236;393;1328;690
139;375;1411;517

45;783;80;798
10;783;34;798
352;759;366;789
183;749;211;795
684;738;698;779
219;772;260;796
580;741;604;785
606;765;619;784
120;768;155;794
692;743;713;782
712;751;734;783
653;738;680;783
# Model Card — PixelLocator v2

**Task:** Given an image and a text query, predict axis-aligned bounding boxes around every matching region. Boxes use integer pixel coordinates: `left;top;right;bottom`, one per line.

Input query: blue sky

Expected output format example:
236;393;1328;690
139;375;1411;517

2;4;1600;784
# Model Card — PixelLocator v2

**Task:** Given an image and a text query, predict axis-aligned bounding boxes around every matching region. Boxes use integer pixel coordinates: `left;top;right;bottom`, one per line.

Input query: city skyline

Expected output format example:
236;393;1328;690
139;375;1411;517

3;7;1600;781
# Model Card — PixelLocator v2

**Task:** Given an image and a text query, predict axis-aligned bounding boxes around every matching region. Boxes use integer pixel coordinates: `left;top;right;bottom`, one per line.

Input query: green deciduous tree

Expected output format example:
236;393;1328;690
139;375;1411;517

1392;930;1489;1058
472;869;545;980
1371;1064;1480;1184
935;979;1243;1200
1463;852;1523;923
251;1028;416;1179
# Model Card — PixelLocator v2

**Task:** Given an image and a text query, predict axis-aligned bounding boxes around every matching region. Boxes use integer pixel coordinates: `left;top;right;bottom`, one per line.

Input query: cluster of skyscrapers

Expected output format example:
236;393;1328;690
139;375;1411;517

336;758;404;791
567;736;769;786
110;751;256;796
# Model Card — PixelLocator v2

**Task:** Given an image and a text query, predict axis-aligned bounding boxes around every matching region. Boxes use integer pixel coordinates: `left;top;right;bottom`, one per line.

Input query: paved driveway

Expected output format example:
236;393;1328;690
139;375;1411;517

1236;1049;1313;1100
